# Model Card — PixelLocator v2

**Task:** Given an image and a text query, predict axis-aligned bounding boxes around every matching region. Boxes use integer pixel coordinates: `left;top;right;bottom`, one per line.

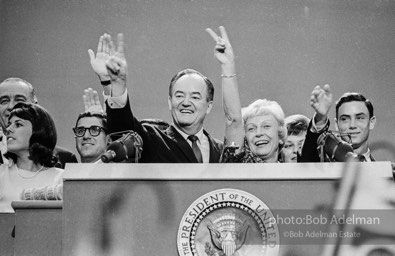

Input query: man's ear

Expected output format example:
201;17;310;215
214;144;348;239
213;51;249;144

106;135;111;145
206;101;213;115
369;116;376;130
167;96;172;111
334;118;339;131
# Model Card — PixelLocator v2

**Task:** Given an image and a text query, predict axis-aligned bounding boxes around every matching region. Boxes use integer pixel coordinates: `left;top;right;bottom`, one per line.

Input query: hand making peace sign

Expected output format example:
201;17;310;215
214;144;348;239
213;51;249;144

206;26;235;69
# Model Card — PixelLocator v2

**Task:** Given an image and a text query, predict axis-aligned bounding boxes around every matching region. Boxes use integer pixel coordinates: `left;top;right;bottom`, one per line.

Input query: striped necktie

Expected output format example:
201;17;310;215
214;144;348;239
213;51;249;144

188;135;203;163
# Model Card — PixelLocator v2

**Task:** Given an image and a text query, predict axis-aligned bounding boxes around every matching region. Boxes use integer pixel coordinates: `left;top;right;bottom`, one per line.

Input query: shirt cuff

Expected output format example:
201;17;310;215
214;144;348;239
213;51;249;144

104;89;128;109
310;113;329;133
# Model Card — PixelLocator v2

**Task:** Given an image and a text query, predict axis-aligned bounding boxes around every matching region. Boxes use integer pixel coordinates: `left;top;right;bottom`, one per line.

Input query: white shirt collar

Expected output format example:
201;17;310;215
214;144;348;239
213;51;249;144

172;125;204;144
361;148;372;162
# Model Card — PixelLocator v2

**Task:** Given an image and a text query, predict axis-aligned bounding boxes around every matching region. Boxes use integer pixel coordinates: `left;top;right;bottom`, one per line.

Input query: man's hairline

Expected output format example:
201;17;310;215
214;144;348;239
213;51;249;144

169;74;213;102
0;80;37;103
76;115;106;127
336;100;373;118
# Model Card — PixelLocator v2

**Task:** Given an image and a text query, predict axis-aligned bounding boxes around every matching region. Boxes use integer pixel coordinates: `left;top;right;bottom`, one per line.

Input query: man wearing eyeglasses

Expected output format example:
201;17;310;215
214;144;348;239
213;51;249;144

73;112;110;163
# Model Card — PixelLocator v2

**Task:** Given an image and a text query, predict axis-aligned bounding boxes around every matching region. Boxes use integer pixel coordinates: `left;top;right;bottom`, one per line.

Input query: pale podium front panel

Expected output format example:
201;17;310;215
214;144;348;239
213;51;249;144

62;162;393;256
0;213;14;256
12;201;62;256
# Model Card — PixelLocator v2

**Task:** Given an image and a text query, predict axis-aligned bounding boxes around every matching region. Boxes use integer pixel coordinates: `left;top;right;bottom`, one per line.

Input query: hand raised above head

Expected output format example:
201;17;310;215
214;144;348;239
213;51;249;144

88;33;115;82
102;33;128;97
310;84;333;117
83;88;104;114
206;26;234;67
105;34;127;80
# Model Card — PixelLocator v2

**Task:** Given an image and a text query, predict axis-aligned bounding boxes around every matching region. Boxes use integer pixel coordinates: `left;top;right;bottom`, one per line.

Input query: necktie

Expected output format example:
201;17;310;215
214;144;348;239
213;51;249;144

188;135;203;163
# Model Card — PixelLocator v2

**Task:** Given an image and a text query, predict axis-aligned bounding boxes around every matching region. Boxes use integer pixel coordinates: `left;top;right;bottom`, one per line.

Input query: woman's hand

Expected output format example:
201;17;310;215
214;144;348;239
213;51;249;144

206;26;235;75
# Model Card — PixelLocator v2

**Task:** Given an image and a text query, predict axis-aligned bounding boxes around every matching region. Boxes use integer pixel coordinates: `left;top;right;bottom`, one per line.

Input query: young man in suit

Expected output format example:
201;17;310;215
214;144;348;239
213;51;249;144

88;33;222;163
300;84;376;162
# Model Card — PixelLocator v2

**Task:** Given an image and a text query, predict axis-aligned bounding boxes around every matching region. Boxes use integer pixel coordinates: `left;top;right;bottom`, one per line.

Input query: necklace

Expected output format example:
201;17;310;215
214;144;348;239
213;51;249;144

15;164;45;179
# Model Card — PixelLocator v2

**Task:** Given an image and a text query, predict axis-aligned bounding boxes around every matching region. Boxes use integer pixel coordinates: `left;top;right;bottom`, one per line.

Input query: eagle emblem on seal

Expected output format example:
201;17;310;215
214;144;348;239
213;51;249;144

205;213;249;256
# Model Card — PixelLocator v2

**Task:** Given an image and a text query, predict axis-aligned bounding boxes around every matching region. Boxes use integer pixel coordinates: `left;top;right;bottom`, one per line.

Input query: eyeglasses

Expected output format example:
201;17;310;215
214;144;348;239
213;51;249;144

73;126;106;137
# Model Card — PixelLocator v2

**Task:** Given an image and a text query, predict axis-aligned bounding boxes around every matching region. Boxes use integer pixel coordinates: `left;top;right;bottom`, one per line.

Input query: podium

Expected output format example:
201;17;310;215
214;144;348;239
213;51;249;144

12;201;62;256
0;213;14;256
62;162;394;256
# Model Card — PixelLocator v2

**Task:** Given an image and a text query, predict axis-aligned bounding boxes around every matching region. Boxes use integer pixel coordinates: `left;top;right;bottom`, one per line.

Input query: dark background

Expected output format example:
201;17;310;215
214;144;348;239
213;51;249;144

1;0;394;161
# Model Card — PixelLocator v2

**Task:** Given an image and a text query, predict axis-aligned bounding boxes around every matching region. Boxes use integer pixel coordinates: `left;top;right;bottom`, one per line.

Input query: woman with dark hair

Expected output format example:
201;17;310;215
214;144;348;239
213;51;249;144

0;102;63;212
280;114;310;163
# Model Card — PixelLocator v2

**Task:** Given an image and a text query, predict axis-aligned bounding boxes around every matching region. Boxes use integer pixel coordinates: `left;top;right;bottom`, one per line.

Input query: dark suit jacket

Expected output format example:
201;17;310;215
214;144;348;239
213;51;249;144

299;121;326;162
299;120;375;162
0;146;77;168
106;97;223;163
53;146;78;169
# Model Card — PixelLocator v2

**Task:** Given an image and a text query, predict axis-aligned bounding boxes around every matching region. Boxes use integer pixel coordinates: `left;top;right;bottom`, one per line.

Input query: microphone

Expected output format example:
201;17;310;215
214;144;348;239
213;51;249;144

317;131;354;162
101;130;143;163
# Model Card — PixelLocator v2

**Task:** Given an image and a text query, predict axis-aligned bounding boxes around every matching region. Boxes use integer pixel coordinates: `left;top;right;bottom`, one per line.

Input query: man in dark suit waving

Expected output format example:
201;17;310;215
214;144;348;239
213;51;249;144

88;33;222;163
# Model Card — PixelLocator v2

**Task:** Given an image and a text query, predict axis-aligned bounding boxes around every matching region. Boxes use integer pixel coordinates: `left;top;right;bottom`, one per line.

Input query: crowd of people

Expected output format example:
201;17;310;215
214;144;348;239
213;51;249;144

0;26;380;211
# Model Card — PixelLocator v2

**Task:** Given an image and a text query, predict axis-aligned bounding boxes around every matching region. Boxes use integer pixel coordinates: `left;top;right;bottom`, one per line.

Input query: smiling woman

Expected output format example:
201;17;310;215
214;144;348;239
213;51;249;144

206;26;287;163
222;99;287;163
0;102;63;212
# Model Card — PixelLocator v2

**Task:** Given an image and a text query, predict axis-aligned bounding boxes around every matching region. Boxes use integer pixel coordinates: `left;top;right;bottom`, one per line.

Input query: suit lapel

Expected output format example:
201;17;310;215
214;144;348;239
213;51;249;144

166;125;198;163
204;130;221;163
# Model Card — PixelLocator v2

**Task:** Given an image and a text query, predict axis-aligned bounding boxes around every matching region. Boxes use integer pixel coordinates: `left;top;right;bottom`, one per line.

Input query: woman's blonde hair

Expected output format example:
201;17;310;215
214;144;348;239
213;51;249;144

241;99;287;145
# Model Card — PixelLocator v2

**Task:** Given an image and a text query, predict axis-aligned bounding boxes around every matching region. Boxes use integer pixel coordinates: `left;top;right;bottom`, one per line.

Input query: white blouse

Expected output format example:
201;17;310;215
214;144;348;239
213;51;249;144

0;161;63;212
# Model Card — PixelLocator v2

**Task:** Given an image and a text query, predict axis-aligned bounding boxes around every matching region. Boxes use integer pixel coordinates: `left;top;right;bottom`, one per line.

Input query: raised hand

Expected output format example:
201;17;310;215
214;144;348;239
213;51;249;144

206;26;243;151
88;34;114;81
206;26;235;72
105;33;128;96
310;84;333;123
83;88;104;114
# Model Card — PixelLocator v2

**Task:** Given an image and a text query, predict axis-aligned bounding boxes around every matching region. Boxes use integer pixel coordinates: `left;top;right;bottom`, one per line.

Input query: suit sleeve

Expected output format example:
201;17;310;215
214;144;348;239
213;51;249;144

106;96;136;134
106;95;156;162
299;120;329;162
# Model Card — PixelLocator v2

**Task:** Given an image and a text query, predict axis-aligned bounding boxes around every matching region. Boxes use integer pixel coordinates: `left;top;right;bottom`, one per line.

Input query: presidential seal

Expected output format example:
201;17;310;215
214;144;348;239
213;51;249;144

177;188;279;256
